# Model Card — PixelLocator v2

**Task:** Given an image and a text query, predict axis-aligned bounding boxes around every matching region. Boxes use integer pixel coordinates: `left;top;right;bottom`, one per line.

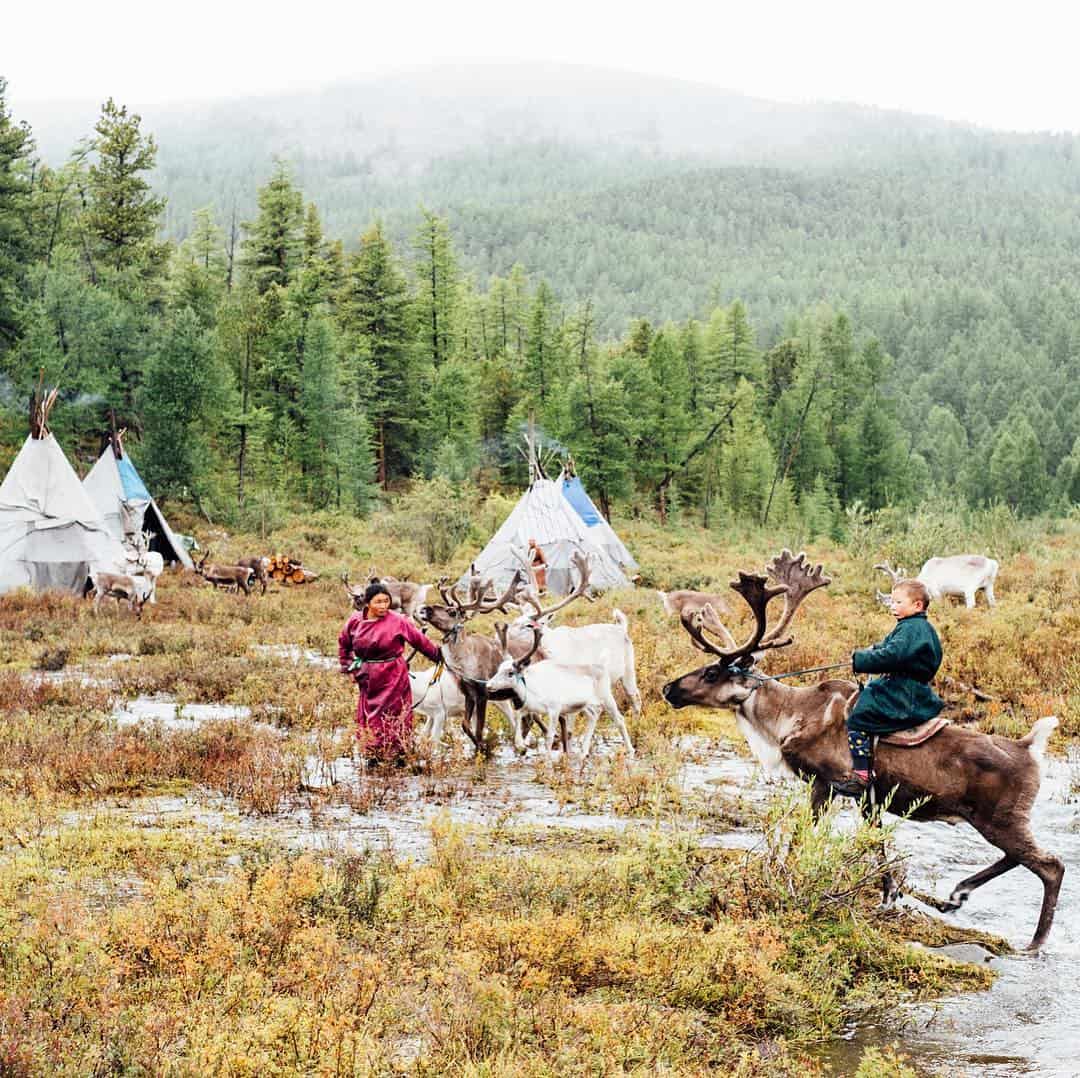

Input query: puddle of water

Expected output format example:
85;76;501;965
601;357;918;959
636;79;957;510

87;690;1080;1075
112;695;275;734
250;644;337;670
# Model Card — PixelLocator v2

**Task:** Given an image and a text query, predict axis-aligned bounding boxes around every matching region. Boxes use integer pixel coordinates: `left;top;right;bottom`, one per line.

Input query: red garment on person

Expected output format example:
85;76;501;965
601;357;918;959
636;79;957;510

338;609;441;758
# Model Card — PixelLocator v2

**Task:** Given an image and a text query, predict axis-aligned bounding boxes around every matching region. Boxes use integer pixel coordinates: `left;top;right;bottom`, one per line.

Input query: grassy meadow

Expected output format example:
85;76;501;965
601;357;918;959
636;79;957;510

0;501;1076;1074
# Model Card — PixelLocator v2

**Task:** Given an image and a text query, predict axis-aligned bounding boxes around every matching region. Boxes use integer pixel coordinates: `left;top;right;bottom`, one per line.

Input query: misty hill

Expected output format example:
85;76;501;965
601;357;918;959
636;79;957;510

21;63;966;237
17;64;1080;359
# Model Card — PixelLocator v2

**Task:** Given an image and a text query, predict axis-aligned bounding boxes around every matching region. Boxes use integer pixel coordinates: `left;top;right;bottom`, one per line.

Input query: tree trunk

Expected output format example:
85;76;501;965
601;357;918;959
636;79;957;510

377;419;387;490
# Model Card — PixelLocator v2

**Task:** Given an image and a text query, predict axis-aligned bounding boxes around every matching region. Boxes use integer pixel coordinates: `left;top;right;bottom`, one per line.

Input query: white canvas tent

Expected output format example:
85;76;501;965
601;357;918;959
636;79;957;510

560;460;637;573
0;432;128;596
83;439;193;568
461;474;631;597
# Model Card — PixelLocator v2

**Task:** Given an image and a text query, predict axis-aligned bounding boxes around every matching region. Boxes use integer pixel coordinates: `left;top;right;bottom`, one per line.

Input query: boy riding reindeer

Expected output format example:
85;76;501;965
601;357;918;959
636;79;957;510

662;551;1063;951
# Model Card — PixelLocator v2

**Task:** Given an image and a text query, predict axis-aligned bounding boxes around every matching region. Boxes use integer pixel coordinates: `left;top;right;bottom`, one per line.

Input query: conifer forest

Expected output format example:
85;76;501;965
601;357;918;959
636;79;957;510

3;71;1079;531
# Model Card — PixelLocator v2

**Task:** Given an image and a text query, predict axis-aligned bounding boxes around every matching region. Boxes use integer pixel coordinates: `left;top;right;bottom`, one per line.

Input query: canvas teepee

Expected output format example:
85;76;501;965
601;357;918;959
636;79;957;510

83;430;193;568
0;388;128;595
560;457;637;573
460;437;631;596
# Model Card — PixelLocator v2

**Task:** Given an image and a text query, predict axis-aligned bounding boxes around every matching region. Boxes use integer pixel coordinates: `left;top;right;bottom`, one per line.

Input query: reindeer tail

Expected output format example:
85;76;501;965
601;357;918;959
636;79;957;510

612;608;629;634
1021;716;1058;760
657;591;671;614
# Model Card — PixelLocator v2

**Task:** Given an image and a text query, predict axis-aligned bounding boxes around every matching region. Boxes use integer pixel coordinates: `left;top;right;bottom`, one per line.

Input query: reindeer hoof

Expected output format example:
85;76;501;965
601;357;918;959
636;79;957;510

940;892;968;913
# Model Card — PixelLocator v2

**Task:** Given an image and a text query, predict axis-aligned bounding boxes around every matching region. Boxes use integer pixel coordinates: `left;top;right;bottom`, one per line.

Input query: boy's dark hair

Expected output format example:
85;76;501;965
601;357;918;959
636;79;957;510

896;578;931;609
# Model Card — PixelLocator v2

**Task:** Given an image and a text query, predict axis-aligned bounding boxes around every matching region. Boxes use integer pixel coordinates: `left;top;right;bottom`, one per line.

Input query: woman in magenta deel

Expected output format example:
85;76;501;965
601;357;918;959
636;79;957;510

338;581;442;762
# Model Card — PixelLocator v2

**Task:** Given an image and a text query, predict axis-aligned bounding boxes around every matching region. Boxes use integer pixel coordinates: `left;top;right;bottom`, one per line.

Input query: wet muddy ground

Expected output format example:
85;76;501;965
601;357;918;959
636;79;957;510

31;647;1080;1076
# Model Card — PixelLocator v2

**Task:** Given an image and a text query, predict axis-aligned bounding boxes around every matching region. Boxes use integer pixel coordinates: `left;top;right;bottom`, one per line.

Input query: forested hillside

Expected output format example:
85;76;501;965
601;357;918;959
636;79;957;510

3;70;1079;537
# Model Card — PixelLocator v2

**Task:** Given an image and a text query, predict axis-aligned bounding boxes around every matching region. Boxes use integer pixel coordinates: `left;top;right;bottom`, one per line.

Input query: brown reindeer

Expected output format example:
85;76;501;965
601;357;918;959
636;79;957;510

662;549;1063;952
415;568;537;753
342;570;432;621
237;555;270;595
656;588;732;632
195;552;254;595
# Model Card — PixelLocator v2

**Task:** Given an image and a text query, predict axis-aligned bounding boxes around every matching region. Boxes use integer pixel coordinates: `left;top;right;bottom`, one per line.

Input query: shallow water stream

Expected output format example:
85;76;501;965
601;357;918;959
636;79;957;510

818;754;1079;1077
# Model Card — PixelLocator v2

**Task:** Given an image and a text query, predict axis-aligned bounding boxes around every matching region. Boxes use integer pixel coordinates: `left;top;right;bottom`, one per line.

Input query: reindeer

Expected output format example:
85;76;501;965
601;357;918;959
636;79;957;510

408;663;519;751
875;557;998;609
195;552;254;595
90;570;146;619
123;530;165;603
342;570;432;621
486;623;634;758
417;567;550;753
657;588;732;629
662;549;1063;952
510;588;642;720
237;555;271;595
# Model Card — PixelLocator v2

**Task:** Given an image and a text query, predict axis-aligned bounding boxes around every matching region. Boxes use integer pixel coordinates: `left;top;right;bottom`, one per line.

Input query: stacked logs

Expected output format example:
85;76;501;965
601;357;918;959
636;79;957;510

267;554;320;585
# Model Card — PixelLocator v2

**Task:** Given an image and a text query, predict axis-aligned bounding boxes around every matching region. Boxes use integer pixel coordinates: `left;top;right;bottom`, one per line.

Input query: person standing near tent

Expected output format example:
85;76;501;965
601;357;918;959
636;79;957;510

528;538;548;593
338;582;442;762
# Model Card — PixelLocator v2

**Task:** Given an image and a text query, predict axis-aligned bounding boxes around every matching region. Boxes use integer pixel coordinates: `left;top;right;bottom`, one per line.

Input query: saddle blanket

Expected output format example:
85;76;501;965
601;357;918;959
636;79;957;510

879;715;950;747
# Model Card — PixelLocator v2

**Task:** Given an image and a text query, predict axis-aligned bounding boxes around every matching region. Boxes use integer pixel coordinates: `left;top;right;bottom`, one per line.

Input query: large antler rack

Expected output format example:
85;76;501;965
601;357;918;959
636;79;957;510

437;568;525;620
681;549;831;665
760;549;831;647
519;549;592;622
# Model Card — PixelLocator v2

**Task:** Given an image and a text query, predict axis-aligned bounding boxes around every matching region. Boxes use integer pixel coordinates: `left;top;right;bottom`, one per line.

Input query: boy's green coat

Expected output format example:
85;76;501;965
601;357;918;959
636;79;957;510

850;611;945;728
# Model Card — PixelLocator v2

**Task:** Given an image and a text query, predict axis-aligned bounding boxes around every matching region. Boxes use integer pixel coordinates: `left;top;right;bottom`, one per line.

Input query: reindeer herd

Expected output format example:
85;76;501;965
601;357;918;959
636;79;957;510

344;547;1060;951
82;538;1064;949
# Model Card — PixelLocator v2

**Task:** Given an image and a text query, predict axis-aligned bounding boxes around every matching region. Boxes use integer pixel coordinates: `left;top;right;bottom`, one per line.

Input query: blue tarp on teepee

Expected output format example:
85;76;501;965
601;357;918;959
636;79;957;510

116;455;151;503
560;471;637;571
561;475;603;526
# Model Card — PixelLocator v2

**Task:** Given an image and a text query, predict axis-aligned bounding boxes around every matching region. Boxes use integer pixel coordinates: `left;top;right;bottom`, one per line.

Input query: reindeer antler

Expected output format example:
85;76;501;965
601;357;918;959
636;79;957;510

873;561;906;584
473;569;525;616
760;550;831;646
520;550;592;621
679;602;738;653
341;572;365;597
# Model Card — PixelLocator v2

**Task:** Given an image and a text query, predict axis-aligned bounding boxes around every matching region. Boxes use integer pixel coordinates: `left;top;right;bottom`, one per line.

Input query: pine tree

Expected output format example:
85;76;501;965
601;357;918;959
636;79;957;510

523;279;558;406
641;330;692;521
412;208;459;369
560;303;631;519
85;99;168;278
0;78;35;358
241;162;304;294
718;379;772;518
339;221;418;485
172;207;226;325
989;413;1048;515
138;307;227;501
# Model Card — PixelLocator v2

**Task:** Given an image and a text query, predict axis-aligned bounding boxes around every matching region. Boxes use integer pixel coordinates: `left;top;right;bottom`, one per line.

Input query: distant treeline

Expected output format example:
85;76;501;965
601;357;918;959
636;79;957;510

1;82;1078;535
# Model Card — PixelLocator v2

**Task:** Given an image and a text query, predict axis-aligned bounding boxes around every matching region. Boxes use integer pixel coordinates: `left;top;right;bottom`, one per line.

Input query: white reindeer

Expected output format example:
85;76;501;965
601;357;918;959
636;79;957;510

124;530;164;603
485;625;634;758
508;607;643;718
876;556;998;609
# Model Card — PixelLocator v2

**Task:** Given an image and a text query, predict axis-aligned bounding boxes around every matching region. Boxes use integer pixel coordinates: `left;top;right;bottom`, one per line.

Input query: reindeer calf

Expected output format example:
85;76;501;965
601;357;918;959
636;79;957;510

486;626;634;758
196;553;254;595
90;570;146;619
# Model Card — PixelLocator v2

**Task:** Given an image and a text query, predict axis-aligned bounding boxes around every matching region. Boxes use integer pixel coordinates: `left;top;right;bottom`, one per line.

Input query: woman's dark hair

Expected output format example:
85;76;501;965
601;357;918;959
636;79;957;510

362;582;392;608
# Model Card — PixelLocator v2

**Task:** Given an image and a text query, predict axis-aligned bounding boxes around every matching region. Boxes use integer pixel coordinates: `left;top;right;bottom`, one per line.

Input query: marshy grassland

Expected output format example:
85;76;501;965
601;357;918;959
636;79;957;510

1;504;1076;1074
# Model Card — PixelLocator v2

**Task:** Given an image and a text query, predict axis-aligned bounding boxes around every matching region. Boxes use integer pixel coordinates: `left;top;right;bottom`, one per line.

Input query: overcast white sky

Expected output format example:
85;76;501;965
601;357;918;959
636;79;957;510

5;0;1079;132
